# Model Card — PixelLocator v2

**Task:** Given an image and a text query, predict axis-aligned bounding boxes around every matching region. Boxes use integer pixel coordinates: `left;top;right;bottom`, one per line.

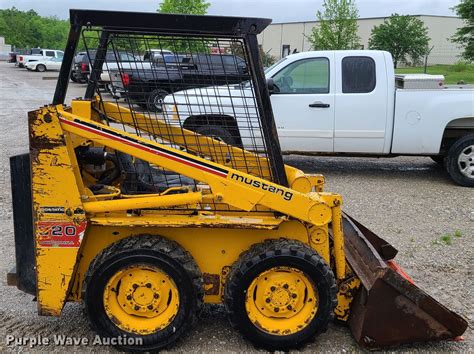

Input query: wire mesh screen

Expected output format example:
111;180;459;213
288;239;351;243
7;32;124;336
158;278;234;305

76;27;278;205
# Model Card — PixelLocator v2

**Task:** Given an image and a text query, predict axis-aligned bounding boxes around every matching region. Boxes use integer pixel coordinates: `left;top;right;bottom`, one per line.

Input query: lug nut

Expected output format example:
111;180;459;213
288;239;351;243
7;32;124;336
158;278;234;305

132;284;139;289
274;308;279;312
134;305;140;311
283;284;289;289
147;305;153;310
146;283;152;288
126;295;132;300
270;286;276;292
154;293;159;299
287;305;292;310
291;293;297;298
265;298;271;303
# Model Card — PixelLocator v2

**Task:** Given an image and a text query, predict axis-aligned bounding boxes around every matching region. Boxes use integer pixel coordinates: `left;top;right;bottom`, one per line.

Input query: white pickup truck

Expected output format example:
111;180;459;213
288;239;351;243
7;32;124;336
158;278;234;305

18;49;64;68
164;50;474;187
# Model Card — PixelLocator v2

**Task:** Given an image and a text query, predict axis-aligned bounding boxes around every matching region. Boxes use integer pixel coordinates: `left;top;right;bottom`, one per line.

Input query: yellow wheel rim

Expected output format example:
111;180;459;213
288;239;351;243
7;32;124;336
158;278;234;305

245;266;318;336
103;264;180;335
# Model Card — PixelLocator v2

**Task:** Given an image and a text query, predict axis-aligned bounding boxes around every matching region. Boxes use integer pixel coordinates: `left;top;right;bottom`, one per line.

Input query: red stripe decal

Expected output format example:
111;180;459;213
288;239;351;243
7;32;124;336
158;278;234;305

60;117;227;177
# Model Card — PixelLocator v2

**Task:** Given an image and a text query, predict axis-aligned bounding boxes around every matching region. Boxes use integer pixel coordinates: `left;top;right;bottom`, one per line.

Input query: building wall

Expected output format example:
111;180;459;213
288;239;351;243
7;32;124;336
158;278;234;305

0;36;12;61
258;16;464;65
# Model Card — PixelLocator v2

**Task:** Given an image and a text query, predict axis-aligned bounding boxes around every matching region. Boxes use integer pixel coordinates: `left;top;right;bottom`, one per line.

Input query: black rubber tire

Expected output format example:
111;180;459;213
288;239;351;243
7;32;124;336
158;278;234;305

36;64;46;72
194;125;237;146
147;89;169;112
430;155;445;166
83;235;203;351
224;239;337;351
70;72;78;83
446;134;474;187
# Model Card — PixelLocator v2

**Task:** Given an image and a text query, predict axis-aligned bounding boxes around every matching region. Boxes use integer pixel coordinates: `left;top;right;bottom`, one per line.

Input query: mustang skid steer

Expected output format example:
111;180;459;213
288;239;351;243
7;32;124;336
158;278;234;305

7;9;467;351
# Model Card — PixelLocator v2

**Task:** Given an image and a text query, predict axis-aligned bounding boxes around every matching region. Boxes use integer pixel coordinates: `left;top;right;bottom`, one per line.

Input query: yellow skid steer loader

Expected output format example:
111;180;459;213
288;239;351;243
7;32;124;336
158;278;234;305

7;9;467;351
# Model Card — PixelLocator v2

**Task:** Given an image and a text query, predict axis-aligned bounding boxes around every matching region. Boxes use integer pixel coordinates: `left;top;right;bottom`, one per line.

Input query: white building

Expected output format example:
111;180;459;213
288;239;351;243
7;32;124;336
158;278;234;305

0;36;12;60
258;15;463;65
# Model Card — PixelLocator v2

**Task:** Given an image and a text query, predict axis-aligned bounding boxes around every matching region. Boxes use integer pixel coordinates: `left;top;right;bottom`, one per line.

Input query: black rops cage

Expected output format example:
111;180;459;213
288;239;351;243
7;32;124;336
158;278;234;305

55;9;287;205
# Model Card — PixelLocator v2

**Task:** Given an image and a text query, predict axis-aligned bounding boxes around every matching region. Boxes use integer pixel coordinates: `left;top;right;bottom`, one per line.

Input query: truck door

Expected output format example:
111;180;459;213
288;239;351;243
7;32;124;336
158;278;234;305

270;54;335;152
334;53;389;153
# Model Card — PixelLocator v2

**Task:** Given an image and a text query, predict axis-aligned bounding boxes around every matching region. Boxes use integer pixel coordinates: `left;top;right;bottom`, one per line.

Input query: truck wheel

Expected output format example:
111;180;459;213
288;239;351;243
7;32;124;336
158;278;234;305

83;235;203;351
224;239;337;351
147;89;169;112
70;72;78;83
36;64;46;72
194;125;237;146
446;134;474;187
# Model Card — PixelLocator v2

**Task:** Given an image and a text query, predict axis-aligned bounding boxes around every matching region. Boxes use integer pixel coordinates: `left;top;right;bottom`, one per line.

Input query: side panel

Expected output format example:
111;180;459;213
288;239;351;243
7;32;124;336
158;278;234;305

10;153;36;295
29;108;87;316
392;89;474;154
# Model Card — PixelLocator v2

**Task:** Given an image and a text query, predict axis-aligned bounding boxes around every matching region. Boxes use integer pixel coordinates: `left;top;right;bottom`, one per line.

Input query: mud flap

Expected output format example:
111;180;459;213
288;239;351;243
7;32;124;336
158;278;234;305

342;214;467;349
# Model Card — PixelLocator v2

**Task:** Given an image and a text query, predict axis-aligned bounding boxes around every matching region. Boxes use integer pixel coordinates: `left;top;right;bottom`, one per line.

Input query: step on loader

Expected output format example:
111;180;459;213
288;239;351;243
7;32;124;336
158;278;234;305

7;9;467;351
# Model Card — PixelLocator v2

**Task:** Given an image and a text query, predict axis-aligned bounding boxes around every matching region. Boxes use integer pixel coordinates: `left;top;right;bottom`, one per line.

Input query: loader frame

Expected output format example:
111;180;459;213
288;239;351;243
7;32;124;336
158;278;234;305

9;8;467;351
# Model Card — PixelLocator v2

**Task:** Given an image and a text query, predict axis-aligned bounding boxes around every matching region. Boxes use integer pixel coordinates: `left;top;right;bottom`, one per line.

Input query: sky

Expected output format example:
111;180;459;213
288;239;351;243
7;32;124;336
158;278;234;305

0;0;460;22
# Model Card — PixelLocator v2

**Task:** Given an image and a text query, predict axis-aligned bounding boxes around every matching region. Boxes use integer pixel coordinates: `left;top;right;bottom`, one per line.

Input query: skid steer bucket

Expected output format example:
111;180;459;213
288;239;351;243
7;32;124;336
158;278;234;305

342;214;468;349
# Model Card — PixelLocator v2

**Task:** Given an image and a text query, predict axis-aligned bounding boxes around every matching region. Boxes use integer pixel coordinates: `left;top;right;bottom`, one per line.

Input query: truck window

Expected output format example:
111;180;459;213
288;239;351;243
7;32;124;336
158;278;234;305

45;50;55;57
272;58;329;94
342;56;376;93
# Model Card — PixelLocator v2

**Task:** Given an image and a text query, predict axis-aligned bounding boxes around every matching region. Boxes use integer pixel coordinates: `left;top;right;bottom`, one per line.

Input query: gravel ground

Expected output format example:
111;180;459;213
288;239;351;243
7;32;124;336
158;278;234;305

0;61;472;352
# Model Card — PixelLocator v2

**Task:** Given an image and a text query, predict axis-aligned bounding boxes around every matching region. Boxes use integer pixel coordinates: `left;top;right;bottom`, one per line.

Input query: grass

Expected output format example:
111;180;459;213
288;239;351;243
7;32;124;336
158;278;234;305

396;63;474;84
432;230;463;246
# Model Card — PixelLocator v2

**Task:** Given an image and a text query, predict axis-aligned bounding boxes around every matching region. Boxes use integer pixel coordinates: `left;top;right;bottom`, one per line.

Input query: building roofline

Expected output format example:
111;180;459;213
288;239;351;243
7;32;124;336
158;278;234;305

270;14;460;25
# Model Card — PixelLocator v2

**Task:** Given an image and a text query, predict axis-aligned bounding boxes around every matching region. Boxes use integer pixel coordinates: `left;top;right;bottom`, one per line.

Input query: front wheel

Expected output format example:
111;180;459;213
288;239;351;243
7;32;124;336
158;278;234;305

36;64;46;72
446;134;474;187
224;239;337;351
83;235;203;351
194;125;237;146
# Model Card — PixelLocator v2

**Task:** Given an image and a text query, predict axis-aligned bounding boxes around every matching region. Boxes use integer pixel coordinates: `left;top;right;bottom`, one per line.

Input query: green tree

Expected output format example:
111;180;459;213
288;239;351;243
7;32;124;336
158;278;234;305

157;0;211;53
452;0;474;62
158;0;210;14
0;7;68;49
369;14;430;68
307;0;360;50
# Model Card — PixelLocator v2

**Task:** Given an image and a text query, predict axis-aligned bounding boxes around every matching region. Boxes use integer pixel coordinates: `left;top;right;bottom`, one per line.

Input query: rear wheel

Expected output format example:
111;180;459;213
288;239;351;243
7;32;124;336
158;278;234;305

147;89;169;112
224;239;337;351
83;235;203;351
446;134;474;187
36;64;46;72
70;71;78;83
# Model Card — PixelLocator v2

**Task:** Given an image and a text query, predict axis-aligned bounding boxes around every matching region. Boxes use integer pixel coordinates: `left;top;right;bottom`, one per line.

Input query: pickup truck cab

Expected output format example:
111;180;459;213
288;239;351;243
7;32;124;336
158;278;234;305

165;50;474;186
17;49;64;68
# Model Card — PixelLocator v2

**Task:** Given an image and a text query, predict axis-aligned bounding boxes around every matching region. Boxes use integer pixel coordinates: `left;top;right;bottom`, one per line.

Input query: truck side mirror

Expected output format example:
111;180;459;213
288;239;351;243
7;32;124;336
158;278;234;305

267;78;275;95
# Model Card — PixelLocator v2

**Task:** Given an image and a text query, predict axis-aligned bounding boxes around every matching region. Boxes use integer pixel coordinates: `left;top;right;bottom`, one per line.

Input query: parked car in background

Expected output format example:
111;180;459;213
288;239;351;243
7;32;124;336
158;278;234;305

17;49;64;68
8;52;18;63
165;50;474;187
25;57;63;72
143;49;173;62
110;53;247;111
70;50;147;86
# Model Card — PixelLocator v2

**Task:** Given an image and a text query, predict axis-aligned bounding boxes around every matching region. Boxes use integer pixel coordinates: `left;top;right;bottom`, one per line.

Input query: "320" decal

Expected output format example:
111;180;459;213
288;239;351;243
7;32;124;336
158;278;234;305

36;221;87;248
